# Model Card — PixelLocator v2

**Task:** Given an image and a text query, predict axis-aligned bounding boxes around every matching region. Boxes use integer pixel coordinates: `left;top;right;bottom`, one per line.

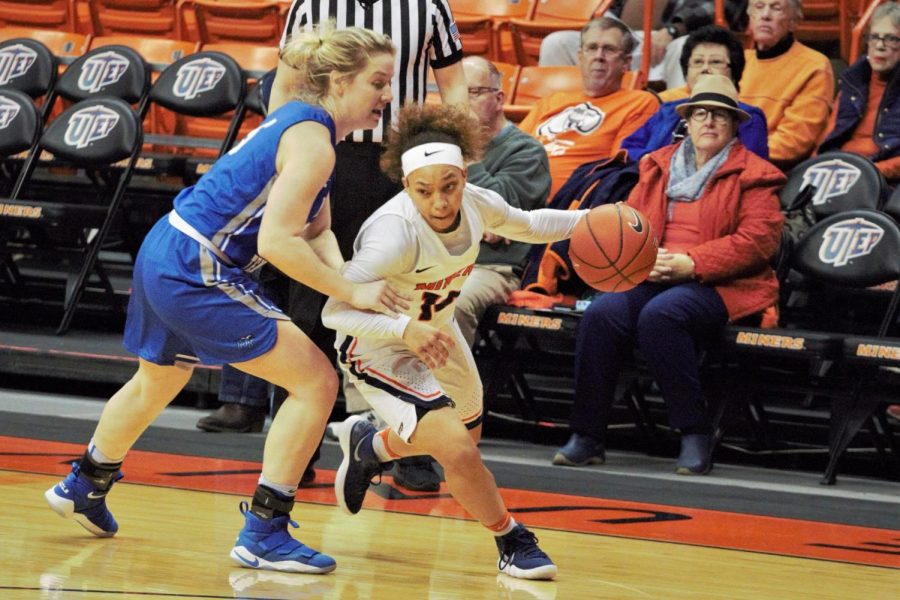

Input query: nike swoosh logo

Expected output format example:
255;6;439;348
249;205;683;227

236;553;259;568
353;436;368;462
86;491;107;500
415;266;435;273
625;207;643;233
423;150;443;157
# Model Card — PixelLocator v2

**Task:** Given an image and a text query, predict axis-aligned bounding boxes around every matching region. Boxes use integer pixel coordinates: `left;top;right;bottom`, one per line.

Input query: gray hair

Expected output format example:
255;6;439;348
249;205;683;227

462;55;502;89
871;1;900;29
581;16;636;57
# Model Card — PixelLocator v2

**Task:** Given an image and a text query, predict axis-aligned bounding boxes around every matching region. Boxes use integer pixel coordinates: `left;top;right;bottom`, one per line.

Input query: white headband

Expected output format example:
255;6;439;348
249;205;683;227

401;142;465;177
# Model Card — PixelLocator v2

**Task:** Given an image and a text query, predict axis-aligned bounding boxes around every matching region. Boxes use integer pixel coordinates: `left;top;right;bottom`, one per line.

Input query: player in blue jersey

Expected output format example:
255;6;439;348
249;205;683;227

44;24;409;574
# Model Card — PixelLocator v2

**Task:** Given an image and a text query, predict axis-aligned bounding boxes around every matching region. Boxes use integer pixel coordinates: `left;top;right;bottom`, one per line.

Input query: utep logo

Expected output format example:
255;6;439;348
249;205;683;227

64;105;120;149
536;102;604;138
801;159;861;206
78;51;130;93
173;58;226;100
0;44;37;86
0;96;21;129
818;217;883;267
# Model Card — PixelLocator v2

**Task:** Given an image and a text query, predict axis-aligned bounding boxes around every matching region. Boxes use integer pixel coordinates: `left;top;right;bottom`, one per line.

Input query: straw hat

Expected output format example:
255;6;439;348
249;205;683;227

675;74;751;123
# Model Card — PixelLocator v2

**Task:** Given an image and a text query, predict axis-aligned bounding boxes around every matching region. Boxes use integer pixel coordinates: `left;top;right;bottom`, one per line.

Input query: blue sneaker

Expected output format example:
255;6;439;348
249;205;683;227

552;433;605;466
230;502;336;574
334;414;389;515
44;461;123;537
495;524;557;580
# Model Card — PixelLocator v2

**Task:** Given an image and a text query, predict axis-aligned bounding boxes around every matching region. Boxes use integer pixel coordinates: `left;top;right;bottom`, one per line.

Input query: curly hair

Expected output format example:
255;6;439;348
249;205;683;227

380;104;489;181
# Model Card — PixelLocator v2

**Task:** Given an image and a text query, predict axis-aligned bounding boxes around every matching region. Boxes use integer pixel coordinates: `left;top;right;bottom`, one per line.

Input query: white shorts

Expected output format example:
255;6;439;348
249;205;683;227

336;321;483;442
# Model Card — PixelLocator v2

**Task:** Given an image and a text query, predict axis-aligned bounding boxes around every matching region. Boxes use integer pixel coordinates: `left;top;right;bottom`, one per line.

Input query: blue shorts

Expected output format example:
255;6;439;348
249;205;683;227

123;216;288;366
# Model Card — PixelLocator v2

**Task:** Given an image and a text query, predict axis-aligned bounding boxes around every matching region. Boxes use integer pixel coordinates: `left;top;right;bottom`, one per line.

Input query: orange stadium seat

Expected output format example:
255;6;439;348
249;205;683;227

87;0;179;38
0;27;90;62
449;0;533;61
180;0;284;44
509;0;613;66
0;0;78;32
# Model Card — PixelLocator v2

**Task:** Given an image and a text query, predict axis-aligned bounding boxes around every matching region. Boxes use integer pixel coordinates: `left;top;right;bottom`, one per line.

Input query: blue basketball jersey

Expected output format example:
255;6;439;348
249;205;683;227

172;101;335;270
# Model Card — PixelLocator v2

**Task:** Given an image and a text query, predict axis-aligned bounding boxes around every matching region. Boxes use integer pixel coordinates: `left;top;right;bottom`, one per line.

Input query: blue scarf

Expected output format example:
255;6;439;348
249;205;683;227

665;137;736;213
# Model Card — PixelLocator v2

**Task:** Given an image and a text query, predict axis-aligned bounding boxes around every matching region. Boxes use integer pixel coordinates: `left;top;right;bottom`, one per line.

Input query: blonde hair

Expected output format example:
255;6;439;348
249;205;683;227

280;22;395;103
381;104;488;181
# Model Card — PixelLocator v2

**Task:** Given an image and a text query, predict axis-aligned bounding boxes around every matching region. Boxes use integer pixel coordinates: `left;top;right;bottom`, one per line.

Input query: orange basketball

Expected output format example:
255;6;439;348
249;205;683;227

568;204;658;292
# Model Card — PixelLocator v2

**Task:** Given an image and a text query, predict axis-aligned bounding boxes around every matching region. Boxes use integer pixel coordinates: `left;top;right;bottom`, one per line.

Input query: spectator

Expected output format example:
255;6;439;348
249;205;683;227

196;0;468;494
540;1;749;90
817;1;900;183
519;16;658;202
454;56;552;347
622;25;769;161
553;75;785;475
739;0;834;170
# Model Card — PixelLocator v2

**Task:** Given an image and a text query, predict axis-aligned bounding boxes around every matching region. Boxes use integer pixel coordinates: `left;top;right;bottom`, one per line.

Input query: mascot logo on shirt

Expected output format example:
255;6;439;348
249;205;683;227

78;51;130;93
64;104;120;149
818;217;883;267
173;57;226;101
0;96;21;129
0;44;37;86
536;102;605;139
801;159;861;207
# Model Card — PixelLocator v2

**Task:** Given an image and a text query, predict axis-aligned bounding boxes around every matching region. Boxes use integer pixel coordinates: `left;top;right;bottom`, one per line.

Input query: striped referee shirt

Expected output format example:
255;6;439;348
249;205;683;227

281;0;464;143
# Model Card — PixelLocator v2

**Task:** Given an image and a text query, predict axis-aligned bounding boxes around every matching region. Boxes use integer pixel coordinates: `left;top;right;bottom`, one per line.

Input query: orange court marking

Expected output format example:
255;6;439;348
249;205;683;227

1;435;897;569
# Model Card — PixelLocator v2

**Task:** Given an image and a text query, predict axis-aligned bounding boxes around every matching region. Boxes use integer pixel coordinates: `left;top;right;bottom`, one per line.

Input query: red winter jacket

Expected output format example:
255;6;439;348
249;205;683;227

626;140;786;321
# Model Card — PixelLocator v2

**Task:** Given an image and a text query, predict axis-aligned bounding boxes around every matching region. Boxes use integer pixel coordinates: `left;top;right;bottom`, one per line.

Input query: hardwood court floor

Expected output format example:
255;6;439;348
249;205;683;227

0;437;897;599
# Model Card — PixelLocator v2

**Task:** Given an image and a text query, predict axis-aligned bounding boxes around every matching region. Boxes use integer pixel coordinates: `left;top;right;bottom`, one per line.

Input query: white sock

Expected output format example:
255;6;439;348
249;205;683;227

88;439;123;466
370;430;395;463
258;475;296;498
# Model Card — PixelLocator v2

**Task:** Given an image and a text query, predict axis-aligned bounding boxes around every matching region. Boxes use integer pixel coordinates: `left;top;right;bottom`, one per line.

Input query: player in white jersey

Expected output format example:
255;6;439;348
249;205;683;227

322;105;588;580
43;26;410;575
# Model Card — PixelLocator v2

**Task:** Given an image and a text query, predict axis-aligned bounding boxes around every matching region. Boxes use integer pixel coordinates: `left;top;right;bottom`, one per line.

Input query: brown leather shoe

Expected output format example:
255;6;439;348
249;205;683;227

196;404;265;433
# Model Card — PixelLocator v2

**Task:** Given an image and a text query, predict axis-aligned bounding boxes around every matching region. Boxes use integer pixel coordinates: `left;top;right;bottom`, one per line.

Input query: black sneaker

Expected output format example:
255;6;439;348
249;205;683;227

334;415;389;515
392;456;441;492
495;524;557;580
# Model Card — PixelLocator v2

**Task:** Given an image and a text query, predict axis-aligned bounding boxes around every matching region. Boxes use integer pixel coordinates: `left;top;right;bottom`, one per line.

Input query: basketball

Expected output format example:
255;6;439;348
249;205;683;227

568;204;658;292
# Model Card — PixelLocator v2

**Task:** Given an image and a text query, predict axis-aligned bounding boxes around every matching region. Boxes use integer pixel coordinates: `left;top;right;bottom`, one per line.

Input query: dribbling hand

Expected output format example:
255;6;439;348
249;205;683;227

351;281;411;315
402;321;455;370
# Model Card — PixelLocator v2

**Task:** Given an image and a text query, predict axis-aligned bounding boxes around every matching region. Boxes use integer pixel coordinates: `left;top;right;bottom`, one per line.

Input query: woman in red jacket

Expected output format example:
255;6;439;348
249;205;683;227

554;74;786;475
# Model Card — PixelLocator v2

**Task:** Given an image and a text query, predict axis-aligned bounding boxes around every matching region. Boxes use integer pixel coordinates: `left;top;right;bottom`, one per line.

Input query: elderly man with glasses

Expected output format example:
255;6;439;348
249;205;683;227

451;56;552;348
519;16;659;203
817;1;900;183
622;25;770;162
739;0;834;170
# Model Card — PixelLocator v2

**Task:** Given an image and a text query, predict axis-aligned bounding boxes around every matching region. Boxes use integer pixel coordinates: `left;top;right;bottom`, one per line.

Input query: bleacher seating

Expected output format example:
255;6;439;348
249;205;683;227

87;0;178;38
449;0;533;61
179;0;284;45
509;0;612;66
0;96;144;333
0;0;78;32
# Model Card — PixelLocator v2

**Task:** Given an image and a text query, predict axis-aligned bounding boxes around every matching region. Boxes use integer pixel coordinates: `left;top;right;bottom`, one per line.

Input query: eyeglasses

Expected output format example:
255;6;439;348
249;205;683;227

689;107;733;124
581;43;624;58
866;33;900;49
467;86;500;97
748;2;788;16
687;58;731;70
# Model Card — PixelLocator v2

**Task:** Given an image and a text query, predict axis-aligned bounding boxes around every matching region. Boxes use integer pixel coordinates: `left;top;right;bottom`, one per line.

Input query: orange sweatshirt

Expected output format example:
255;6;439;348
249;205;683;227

518;88;658;202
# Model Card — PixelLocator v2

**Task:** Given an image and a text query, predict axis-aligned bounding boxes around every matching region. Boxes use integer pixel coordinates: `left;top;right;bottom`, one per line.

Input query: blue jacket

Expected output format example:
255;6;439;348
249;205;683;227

621;98;769;162
818;57;900;163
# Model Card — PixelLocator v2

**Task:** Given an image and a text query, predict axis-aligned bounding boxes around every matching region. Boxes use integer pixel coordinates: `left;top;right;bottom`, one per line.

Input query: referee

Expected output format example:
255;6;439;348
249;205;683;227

200;0;469;492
